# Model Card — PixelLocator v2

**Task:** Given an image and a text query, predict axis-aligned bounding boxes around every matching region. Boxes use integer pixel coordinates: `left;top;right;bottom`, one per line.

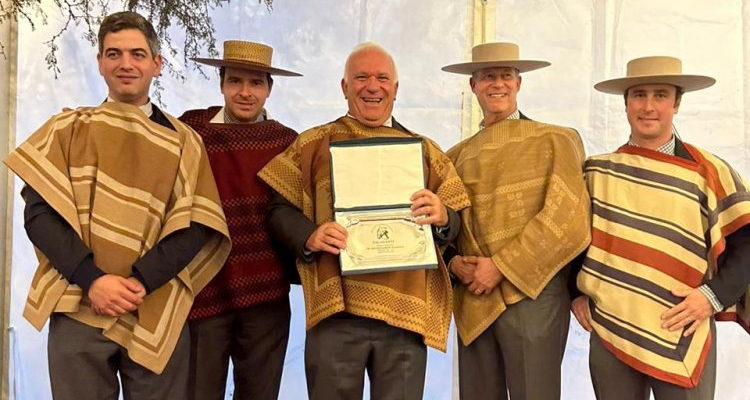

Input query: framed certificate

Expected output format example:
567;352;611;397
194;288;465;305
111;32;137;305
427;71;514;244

329;137;438;275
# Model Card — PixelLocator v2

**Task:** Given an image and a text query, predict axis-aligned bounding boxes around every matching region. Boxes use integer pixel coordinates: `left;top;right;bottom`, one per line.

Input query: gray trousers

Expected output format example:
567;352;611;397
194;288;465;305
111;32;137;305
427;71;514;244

47;313;190;400
589;320;717;400
457;272;571;400
188;298;291;400
304;314;427;400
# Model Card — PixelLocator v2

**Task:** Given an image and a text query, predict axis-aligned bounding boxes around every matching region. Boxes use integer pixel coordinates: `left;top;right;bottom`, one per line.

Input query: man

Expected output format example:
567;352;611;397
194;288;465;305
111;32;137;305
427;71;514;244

4;11;230;400
179;40;301;400
571;56;750;400
441;42;591;400
258;42;470;400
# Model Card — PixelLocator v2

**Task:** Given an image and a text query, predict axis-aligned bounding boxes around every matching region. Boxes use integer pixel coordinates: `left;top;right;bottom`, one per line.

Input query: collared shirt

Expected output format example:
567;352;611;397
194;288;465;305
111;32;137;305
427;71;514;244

626;126;724;313
106;96;153;117
209;107;268;124
626;126;677;154
345;113;393;128
478;109;520;131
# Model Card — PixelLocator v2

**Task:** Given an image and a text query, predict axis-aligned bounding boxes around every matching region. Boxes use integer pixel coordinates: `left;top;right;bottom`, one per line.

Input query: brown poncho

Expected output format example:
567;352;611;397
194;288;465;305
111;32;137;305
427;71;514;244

258;116;470;350
4;102;231;373
447;119;591;345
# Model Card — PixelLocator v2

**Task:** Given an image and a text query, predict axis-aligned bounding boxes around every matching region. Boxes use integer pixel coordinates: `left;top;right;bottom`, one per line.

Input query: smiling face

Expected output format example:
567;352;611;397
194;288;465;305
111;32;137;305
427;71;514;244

470;67;521;126
625;83;680;147
221;67;272;122
341;47;399;127
97;28;162;106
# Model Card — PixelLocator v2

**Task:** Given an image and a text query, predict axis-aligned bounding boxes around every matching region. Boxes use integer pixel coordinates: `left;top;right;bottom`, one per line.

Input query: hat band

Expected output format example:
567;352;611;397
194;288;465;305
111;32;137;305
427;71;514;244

222;58;272;68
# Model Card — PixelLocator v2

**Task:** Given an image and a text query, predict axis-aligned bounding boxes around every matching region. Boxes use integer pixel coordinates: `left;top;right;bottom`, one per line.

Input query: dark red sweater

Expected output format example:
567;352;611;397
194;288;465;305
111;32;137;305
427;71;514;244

180;107;297;320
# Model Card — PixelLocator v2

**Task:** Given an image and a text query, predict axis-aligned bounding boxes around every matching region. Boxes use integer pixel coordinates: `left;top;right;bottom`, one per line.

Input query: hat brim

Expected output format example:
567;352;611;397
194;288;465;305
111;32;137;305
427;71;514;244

191;57;302;77
441;60;551;75
594;74;715;94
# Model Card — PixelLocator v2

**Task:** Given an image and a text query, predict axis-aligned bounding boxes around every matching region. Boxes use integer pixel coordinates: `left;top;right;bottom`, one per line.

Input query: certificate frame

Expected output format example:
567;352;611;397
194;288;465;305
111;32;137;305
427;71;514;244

329;137;438;275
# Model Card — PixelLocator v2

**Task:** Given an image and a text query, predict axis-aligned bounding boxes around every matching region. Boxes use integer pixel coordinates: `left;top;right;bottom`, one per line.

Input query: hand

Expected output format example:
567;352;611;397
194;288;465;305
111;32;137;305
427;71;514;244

88;275;145;317
410;189;448;227
305;221;348;255
448;255;477;285
127;277;147;298
467;257;503;295
571;295;593;332
661;287;713;336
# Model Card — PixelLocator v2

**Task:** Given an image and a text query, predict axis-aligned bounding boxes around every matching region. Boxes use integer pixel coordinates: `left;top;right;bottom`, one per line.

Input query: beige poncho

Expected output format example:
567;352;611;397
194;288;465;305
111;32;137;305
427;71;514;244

5;102;231;373
448;119;591;345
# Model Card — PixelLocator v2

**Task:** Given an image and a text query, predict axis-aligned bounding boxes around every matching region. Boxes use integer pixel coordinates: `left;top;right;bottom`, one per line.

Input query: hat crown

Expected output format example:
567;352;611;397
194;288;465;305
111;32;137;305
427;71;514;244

626;56;682;78
222;40;273;67
441;41;550;75
472;42;520;63
594;55;714;94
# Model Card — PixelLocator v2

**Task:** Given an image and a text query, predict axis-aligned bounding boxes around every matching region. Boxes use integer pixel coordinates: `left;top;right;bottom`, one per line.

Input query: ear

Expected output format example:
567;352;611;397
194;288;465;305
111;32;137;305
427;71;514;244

97;53;104;76
152;54;163;77
341;78;348;99
393;80;399;101
674;97;681;113
516;75;522;92
469;77;477;92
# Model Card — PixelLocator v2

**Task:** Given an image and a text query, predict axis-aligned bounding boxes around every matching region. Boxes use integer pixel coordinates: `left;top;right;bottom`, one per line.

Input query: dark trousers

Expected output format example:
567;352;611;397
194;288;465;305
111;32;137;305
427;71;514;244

304;314;427;400
458;272;570;400
47;313;190;400
589;320;717;400
188;298;291;400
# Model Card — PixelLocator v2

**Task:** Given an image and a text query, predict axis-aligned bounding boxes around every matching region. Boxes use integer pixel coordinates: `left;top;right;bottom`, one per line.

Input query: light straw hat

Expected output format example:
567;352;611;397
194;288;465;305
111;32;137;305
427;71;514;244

442;42;550;75
594;56;714;94
192;40;301;76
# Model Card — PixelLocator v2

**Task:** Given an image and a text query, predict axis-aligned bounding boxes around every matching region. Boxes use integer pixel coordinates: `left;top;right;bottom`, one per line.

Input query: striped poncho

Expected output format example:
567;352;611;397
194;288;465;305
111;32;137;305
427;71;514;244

579;143;750;388
4;102;231;373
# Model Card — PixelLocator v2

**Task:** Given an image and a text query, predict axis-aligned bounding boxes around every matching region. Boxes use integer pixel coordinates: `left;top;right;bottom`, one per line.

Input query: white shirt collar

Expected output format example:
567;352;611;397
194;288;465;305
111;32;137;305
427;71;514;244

345;113;393;127
209;107;268;124
479;108;520;130
106;97;153;117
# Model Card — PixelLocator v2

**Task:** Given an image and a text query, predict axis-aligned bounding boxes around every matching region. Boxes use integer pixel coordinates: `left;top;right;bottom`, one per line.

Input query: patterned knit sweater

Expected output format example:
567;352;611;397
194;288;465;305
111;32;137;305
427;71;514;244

180;106;298;320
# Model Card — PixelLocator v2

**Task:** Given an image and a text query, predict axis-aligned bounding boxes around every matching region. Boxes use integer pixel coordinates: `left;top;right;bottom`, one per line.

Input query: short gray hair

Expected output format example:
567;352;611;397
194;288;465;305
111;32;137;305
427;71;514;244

343;42;399;83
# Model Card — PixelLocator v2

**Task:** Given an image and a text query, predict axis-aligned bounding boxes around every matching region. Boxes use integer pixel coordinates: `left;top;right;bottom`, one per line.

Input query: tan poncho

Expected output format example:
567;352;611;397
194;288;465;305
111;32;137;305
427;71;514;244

4;102;231;373
258;117;470;350
447;119;591;345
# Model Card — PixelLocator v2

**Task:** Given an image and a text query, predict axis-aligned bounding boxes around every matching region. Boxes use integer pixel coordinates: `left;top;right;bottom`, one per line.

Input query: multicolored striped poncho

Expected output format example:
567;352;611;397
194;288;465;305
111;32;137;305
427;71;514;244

578;143;750;388
4;102;231;373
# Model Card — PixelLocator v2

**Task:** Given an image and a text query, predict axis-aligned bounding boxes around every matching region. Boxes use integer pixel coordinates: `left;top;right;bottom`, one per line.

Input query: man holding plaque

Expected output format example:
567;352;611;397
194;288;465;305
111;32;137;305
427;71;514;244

441;42;591;400
259;42;471;400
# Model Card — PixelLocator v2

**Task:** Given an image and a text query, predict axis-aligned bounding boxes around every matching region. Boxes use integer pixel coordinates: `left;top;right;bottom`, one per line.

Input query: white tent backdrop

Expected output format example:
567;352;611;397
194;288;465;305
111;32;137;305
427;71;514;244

4;0;749;399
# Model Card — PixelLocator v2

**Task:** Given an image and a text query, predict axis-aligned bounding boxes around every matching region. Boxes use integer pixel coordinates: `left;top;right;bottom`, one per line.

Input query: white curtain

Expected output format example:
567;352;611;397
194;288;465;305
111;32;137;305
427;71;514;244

6;0;749;399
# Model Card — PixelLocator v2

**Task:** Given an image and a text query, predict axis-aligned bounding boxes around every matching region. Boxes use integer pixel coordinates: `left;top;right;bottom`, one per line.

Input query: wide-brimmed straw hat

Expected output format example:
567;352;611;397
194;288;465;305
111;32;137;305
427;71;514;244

594;56;714;94
442;42;550;75
192;40;301;76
